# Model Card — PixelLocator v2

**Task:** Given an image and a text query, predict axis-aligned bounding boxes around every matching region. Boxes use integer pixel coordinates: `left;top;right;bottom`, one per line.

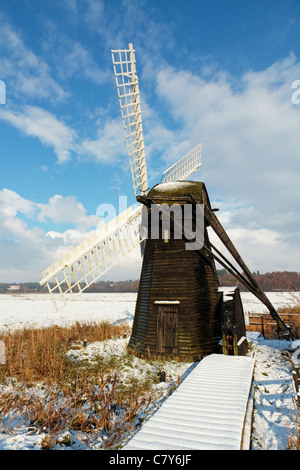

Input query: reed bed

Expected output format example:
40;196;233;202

0;321;153;449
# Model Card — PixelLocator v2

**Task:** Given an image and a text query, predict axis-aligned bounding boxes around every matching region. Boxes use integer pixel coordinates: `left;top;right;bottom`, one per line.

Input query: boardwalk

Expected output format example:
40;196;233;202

124;354;255;450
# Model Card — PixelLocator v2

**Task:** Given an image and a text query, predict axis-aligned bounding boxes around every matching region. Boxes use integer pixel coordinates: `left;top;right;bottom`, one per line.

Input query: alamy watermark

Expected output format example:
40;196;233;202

0;80;6;104
147;202;204;250
292;80;300;105
96;196;204;250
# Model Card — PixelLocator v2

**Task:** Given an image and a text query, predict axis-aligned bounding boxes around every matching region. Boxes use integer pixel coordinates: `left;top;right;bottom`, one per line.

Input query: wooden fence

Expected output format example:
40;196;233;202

247;313;300;339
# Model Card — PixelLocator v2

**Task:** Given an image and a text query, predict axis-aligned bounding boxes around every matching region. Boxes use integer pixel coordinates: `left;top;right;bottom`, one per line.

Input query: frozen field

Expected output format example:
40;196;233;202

241;291;300;317
0;291;300;333
0;292;136;333
0;290;299;450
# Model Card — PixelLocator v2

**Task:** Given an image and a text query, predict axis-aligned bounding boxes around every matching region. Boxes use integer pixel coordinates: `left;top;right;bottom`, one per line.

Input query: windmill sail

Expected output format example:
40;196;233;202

161;144;202;183
40;206;143;311
112;44;148;196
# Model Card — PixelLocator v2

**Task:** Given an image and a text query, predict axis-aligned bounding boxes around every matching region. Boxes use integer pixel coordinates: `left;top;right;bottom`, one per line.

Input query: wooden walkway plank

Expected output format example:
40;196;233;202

124;354;255;450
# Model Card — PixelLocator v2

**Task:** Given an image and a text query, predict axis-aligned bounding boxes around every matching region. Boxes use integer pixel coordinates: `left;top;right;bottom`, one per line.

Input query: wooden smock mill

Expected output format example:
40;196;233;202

39;44;294;449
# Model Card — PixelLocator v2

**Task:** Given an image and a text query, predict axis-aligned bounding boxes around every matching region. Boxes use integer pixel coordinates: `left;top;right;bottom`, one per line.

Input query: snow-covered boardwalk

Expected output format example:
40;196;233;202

124;354;255;450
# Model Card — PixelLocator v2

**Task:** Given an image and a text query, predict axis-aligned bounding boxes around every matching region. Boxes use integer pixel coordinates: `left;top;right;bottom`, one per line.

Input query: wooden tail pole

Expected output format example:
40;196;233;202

188;192;291;337
206;207;291;336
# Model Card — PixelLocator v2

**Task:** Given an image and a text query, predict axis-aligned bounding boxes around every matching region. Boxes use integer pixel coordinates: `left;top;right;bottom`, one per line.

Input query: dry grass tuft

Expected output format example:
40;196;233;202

0;321;153;449
0;321;129;385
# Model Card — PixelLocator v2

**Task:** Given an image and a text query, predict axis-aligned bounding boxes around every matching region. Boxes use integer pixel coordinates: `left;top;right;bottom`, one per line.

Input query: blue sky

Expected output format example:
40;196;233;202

0;0;300;282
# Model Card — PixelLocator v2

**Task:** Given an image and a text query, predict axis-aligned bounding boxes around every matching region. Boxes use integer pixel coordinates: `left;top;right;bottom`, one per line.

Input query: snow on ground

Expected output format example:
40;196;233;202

0;292;136;333
1;291;300;334
0;292;299;450
241;290;300;323
248;332;298;450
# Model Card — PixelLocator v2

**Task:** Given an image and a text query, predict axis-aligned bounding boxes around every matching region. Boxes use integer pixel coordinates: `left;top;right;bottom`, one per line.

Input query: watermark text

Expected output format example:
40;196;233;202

0;80;6;104
96;196;204;250
292;80;300;105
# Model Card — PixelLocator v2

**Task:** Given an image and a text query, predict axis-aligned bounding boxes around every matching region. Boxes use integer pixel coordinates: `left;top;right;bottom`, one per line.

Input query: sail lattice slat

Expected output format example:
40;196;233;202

161;144;202;183
112;44;148;196
40;206;143;310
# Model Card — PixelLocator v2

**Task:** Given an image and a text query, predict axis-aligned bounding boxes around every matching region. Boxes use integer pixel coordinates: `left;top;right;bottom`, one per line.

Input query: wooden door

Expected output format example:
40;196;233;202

156;304;178;354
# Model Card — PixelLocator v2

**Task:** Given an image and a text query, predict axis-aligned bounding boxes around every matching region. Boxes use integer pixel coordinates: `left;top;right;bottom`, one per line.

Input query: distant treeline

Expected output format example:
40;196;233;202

217;270;300;292
0;280;139;294
1;271;299;293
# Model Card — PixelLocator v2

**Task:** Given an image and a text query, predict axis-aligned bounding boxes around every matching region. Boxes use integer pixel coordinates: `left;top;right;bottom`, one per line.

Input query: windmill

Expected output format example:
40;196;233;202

40;44;291;361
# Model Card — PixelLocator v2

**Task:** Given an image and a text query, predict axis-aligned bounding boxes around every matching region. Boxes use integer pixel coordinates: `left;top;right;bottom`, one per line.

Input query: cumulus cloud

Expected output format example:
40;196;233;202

58;41;108;85
0;106;76;164
208;214;296;275
0;183;296;283
0;188;35;220
0;16;116;166
0;189;101;281
0;18;67;102
37;194;99;231
150;54;300;272
78;118;126;164
0;105;128;166
1;13;299;279
0;189;99;232
0;187;142;282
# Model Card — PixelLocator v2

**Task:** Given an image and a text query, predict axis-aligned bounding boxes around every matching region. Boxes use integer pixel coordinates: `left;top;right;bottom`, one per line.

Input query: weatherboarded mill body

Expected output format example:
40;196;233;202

128;181;251;361
129;181;221;360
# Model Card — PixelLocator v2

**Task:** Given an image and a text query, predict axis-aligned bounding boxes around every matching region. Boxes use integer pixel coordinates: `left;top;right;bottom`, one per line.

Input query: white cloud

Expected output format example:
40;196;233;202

0;105;128;166
82;0;105;31
0;190;50;281
207;198;300;276
1;12;299;279
0;188;35;219
0;106;76;164
0;187;142;282
0;189;99;233
151;54;300;272
37;195;99;231
0;189;101;281
154;54;300;193
59;41;108;85
0;185;297;283
0;19;67;102
78;118;126;163
208;224;296;275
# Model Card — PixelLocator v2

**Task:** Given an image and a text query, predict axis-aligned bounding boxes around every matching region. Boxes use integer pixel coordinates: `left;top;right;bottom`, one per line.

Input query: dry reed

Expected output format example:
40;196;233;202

0;321;152;449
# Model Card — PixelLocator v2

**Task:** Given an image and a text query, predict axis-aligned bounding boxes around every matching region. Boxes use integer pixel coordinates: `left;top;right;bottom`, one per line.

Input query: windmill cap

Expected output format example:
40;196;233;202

147;181;208;205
